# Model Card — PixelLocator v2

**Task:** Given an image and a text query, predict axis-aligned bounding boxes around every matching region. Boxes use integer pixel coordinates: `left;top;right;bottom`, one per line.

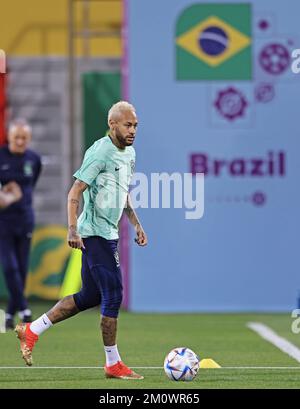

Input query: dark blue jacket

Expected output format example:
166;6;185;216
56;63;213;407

0;145;42;224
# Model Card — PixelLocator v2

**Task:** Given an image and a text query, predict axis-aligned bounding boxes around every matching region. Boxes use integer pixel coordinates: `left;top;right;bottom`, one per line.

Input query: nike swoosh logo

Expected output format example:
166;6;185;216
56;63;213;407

115;167;120;171
43;319;47;325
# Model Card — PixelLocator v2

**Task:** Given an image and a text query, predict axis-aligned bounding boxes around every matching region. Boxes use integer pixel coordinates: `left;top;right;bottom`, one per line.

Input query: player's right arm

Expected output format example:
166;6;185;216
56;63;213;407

67;179;88;249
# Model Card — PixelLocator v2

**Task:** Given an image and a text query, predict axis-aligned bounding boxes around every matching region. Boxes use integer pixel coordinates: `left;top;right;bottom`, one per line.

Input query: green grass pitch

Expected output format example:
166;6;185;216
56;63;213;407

0;302;300;389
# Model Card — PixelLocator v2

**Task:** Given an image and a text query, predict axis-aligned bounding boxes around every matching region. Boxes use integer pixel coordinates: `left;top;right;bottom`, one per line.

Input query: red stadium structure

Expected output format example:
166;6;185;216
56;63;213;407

0;73;6;146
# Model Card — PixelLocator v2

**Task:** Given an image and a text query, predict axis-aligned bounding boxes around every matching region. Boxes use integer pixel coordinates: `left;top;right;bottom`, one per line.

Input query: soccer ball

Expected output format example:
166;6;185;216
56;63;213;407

164;347;200;381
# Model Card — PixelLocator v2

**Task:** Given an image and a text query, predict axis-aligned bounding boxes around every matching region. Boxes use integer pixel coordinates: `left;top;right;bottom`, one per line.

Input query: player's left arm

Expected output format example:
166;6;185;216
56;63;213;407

124;193;148;246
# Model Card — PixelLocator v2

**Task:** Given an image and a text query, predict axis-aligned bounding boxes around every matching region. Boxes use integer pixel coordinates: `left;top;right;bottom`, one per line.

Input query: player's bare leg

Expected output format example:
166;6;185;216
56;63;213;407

15;295;79;366
101;316;144;380
101;316;117;346
46;295;79;323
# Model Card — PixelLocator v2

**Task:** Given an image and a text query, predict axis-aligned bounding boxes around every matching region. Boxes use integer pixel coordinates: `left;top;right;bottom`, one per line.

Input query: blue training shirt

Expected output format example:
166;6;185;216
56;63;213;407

0;145;42;223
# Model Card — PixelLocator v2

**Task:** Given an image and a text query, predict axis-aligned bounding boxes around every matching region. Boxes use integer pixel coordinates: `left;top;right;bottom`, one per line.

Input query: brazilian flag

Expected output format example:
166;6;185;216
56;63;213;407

176;3;252;80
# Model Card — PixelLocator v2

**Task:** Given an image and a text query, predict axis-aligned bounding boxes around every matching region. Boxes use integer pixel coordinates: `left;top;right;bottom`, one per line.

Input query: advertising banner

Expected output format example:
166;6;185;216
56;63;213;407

127;0;300;311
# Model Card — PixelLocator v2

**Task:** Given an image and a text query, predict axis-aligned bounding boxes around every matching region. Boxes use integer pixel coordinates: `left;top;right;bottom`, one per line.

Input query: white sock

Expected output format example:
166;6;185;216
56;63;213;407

104;345;121;367
30;314;53;336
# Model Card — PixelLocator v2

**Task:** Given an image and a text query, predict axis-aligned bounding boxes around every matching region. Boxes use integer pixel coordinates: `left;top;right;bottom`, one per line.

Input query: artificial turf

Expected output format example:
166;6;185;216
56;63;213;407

0;302;299;389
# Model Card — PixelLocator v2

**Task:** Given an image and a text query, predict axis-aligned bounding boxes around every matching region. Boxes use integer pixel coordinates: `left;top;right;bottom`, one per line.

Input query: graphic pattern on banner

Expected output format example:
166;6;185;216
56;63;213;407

176;3;252;79
127;0;300;312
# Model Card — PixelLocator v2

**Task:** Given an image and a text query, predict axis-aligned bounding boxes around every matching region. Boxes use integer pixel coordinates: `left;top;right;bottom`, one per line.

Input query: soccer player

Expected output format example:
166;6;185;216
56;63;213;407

0;119;42;330
15;101;148;380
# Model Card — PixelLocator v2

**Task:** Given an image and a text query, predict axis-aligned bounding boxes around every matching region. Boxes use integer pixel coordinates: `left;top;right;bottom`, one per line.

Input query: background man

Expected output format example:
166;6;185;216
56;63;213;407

0;119;42;330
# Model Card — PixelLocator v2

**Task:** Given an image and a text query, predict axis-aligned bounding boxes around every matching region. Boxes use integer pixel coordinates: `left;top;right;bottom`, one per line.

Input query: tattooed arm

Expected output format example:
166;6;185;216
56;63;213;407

124;194;148;246
67;179;88;249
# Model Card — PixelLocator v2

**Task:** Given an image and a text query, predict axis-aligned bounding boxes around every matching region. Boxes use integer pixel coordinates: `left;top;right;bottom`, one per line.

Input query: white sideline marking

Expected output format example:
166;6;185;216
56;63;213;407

0;366;161;369
247;322;300;363
0;366;300;370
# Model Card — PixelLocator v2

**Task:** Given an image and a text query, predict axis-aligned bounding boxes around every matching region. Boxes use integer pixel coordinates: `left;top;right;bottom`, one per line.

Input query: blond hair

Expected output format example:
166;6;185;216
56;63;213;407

107;101;136;125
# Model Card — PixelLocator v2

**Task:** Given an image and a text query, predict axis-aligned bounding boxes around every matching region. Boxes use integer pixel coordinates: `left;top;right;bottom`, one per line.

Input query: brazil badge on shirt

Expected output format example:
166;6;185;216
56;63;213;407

176;3;252;80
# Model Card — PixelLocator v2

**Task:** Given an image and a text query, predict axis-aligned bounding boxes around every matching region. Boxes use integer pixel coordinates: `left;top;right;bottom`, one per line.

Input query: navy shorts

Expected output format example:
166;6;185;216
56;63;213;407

73;236;123;318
